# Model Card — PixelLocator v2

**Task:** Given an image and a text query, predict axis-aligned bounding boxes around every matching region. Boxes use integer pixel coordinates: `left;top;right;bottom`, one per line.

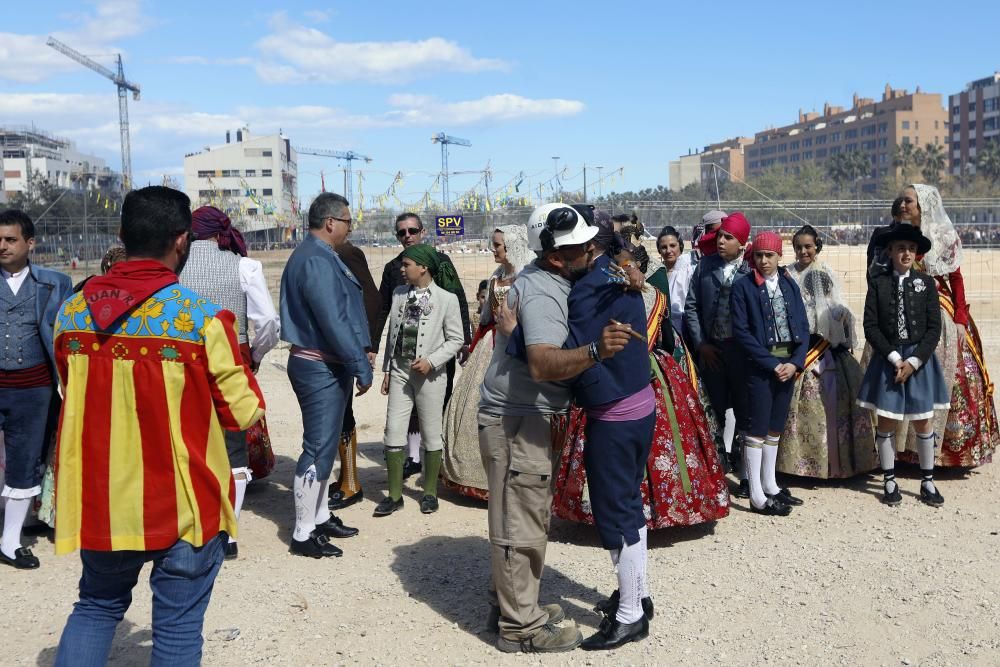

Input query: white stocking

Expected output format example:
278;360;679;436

762;435;781;496
744;439;767;509
1;497;30;559
230;468;250;544
615;536;645;624
314;478;331;526
292;466;320;542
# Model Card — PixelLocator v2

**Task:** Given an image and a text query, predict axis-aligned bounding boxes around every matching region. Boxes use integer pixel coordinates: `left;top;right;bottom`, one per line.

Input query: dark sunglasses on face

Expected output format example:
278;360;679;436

396;227;421;238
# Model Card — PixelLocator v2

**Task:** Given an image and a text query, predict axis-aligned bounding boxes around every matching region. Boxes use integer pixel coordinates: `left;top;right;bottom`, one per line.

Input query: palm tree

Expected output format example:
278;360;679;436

977;139;1000;185
892;142;918;182
920;143;946;186
826;150;871;194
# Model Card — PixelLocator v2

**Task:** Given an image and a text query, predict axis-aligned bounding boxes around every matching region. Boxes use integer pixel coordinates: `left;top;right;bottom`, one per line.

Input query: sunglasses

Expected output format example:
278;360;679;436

396;227;421;238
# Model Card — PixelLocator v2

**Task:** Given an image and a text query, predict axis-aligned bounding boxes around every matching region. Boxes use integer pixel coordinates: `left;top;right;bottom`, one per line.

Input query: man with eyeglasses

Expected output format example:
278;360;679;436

373;213;472;478
280;193;373;558
478;203;634;653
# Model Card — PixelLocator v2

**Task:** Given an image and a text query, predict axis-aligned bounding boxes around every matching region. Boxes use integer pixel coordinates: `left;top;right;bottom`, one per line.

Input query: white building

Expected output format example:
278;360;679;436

183;129;298;239
1;126;119;198
668;153;702;191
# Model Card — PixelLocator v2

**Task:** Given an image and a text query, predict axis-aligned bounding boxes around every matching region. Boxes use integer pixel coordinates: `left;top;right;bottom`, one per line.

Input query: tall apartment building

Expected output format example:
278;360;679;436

668;153;702;191
743;86;948;192
183;129;298;238
700;137;754;190
948;72;1000;176
1;126;120;198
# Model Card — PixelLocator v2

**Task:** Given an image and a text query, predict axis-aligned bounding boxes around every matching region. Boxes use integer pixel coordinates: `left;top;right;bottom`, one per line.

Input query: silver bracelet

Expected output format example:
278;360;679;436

589;341;600;363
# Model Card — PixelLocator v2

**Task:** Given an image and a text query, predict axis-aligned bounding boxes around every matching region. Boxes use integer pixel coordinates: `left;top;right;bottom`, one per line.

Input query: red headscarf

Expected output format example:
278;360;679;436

719;211;751;245
191;206;247;257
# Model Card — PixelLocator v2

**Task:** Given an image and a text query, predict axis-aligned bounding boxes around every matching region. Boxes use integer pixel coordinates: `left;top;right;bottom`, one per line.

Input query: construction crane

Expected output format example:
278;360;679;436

295;147;371;207
46;36;140;191
431;132;471;210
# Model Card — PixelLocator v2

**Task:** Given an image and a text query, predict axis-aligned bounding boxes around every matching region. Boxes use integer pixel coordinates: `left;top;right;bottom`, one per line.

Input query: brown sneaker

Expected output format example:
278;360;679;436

496;623;582;653
488;603;566;633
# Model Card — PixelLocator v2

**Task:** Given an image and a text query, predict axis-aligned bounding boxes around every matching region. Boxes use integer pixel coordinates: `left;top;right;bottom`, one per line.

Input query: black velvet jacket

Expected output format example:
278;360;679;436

863;268;941;364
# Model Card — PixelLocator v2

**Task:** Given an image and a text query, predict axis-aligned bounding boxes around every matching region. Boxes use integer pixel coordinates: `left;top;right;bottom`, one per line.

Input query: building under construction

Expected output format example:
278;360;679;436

1;125;121;201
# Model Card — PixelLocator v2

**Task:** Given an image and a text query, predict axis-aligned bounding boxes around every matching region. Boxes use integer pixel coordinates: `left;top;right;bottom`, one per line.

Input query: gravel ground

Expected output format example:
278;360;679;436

4;347;999;666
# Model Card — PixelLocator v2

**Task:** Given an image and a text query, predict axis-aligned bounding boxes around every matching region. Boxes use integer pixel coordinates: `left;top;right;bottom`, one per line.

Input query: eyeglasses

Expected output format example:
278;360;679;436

396;227;421;238
327;215;352;227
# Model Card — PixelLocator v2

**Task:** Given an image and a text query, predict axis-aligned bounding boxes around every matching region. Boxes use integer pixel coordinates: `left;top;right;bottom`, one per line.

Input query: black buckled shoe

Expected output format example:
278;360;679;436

749;498;792;516
401;457;422;480
316;515;359;538
581;616;649;650
289;532;343;558
594;589;655;622
882;482;902;506
732;479;751;499
328;488;364;511
420;495;439;514
766;487;804;506
373;496;404;517
0;547;40;570
919;483;944;507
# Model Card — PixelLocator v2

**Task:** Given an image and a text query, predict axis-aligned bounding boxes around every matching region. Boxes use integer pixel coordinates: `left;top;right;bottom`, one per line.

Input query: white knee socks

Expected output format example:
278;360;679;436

638;525;650;599
762;435;781;496
613;535;646;624
1;497;31;559
744;438;767;509
876;430;896;493
407;432;421;463
292;465;321;542
314;478;331;526
917;432;938;494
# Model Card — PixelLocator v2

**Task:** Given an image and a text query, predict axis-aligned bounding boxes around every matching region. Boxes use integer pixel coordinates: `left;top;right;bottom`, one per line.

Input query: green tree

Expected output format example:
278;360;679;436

977;139;1000;185
892;142;918;183
825;150;871;194
918;143;946;186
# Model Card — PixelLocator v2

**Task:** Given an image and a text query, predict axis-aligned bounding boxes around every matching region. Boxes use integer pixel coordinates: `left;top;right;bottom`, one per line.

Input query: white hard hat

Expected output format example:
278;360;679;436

525;203;598;253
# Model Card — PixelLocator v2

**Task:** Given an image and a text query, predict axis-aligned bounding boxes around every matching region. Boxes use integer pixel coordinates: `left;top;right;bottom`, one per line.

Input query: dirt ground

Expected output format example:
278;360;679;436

4;244;1000;666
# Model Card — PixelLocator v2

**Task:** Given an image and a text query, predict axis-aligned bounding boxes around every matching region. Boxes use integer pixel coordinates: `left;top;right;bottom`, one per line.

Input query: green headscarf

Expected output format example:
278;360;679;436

402;244;463;295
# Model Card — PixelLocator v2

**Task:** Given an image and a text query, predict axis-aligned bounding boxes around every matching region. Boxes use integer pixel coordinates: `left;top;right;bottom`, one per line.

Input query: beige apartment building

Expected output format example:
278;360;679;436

700;137;754;188
949;72;1000;176
742;85;948;192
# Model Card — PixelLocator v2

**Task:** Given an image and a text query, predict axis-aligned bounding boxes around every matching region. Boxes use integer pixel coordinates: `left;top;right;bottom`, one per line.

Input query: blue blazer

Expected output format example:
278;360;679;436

30;263;73;381
564;254;649;408
730;268;809;372
682;253;750;349
279;235;373;386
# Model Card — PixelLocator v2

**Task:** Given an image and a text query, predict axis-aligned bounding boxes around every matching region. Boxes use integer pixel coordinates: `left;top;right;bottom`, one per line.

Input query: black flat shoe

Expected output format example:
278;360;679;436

920;484;944;507
593;590;654;621
420;495;439;514
316;515;359;538
0;547;40;570
373;496;404;517
402;457;422;480
732;479;751;499
750;498;792;516
882;483;902;506
581;616;649;650
224;542;238;560
289;532;343;558
328;488;364;511
767;487;803;506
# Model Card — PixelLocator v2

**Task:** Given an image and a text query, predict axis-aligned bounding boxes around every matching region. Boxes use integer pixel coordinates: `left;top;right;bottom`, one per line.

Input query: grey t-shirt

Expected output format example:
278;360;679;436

479;262;573;416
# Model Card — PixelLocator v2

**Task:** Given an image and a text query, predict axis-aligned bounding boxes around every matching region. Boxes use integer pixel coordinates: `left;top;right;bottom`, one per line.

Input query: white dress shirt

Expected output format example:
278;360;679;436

1;265;30;296
239;257;280;365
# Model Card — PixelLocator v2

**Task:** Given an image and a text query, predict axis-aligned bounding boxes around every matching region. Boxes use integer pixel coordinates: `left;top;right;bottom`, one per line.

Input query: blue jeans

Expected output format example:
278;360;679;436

287;355;350;480
55;534;225;667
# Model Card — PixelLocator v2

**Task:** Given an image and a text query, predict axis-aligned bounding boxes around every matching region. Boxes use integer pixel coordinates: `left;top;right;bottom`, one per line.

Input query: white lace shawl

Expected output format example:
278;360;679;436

792;260;856;350
491;224;534;281
911;183;962;276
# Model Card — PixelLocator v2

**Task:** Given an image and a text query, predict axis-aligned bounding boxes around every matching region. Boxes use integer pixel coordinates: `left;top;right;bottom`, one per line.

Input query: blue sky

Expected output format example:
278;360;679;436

2;0;998;208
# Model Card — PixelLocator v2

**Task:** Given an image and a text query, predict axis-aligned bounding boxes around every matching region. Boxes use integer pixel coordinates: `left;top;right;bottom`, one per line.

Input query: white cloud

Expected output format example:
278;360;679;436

0;1;149;83
253;14;508;84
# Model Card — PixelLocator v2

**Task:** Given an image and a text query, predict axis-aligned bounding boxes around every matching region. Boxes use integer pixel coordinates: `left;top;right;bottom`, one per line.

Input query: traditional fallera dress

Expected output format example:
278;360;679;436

779;261;876;478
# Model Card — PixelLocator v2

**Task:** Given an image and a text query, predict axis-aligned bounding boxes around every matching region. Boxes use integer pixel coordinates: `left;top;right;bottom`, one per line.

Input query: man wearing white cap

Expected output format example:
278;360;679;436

479;203;633;653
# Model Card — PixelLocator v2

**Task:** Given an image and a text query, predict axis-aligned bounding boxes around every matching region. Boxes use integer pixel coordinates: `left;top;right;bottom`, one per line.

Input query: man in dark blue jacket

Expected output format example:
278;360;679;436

0;209;72;570
280;193;372;558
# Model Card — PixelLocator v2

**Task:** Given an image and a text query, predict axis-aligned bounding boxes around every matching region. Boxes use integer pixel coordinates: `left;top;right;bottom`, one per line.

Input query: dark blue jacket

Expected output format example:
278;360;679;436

279;234;373;386
730;268;809;372
682;253;751;349
564;254;649;407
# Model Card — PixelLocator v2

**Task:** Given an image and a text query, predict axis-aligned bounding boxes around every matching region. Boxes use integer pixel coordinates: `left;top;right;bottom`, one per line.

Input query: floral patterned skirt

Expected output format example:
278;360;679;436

552;351;729;529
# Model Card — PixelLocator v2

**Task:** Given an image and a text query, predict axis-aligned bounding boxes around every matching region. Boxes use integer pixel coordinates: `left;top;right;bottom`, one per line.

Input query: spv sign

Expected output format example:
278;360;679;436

435;215;464;237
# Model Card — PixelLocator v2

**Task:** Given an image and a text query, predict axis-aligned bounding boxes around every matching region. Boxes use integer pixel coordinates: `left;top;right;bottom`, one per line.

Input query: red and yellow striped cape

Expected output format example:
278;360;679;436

53;284;265;555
